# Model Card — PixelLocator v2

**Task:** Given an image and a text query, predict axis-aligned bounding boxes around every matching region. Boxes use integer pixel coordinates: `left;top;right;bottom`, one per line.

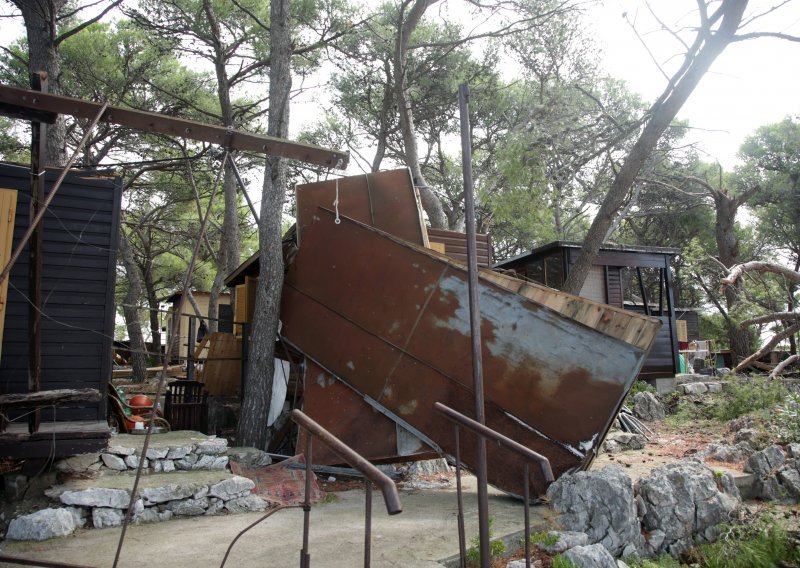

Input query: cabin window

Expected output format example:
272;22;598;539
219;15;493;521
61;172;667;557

524;260;545;284
621;266;670;316
544;255;563;289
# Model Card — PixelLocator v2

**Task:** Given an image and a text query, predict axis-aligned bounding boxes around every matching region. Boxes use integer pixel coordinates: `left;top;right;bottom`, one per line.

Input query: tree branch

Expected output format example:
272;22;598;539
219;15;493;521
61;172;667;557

740;311;800;329
55;0;123;46
770;354;799;378
734;322;800;373
721;261;800;290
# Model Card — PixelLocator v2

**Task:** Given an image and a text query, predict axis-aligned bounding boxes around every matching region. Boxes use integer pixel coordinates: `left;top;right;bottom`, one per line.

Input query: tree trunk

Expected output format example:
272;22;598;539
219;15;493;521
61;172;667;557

118;229;148;382
393;0;447;229
562;0;747;294
237;0;292;449
203;0;241;334
713;188;752;361
14;0;68;166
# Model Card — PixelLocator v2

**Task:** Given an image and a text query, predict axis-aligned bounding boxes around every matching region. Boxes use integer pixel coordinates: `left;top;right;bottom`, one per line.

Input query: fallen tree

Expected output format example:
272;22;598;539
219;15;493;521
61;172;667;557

721;261;800;376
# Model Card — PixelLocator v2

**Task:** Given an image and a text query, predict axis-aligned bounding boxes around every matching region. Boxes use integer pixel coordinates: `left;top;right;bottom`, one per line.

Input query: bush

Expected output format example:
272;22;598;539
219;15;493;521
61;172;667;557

685;520;800;568
767;391;800;443
466;517;506;567
712;376;786;421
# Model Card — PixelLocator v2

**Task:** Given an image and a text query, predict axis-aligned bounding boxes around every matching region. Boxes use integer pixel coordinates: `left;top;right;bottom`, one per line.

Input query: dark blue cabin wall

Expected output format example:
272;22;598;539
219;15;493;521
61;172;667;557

0;163;121;421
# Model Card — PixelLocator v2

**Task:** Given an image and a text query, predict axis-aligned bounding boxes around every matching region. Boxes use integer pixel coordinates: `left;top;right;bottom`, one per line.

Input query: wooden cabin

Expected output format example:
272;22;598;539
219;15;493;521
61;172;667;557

164;290;231;361
0;163;121;458
494;241;681;379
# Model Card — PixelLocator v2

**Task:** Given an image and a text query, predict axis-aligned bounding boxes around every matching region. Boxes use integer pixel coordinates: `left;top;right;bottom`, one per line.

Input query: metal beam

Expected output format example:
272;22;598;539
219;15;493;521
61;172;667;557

0;84;349;169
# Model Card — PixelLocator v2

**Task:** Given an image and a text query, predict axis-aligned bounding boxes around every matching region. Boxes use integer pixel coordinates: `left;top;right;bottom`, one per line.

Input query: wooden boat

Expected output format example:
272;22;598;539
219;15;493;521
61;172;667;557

282;170;661;497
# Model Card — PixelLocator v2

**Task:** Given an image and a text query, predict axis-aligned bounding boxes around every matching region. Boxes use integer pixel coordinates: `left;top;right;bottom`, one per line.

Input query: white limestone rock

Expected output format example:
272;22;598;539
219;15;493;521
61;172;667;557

60;487;130;509
5;508;76;541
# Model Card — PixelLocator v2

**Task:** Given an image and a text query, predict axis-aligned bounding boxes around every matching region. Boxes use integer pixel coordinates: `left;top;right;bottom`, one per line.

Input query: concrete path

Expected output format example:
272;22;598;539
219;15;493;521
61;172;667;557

0;475;558;568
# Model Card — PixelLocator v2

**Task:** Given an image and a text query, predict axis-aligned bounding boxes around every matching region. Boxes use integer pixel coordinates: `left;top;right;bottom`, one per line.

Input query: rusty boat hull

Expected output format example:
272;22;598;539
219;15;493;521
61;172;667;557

281;209;661;497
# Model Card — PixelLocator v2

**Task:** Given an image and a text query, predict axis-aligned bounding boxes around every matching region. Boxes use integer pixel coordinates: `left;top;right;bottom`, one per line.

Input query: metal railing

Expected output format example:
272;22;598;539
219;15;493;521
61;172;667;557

220;409;402;568
433;402;554;568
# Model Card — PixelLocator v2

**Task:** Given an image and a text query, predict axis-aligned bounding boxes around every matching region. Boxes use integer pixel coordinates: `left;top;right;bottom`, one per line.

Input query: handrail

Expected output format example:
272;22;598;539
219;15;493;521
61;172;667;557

434;402;553;568
220;410;402;568
433;402;554;482
290;409;402;515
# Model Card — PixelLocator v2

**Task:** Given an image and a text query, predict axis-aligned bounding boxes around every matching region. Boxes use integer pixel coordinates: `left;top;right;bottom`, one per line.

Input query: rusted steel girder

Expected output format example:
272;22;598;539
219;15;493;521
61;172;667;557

281;210;654;497
0;84;348;168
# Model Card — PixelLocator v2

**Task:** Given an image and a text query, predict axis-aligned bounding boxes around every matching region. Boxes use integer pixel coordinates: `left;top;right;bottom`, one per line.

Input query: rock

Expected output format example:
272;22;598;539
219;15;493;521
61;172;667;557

745;445;785;476
209;476;255;500
60;488;130;509
717;367;732;377
704;442;747;463
506;560;542;568
604;433;646;453
196;437;228;455
205;498;225;516
166;446;192;460
92;508;124;529
227;447;272;468
145;447;169;460
134;508;173;524
561;544;617;568
140;484;198;505
107;445;135;456
64;507;88;528
175;453;198;470
162;459;176;473
224;494;269;513
124;455;149;469
193;455;228;470
635;461;740;557
777;468;800;500
786;444;800;459
733;428;758;444
101;453;127;471
546;466;643;556
681;382;708;395
55;453;101;475
536;530;589;553
5;508;76;541
632;392;665;422
706;382;723;393
408;458;450;477
166;497;209;516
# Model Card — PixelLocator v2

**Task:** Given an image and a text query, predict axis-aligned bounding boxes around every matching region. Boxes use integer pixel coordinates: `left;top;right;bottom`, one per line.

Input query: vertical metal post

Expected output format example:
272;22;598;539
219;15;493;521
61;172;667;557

28;71;47;435
187;315;196;381
301;434;312;568
523;463;531;568
455;426;467;568
364;481;372;567
459;83;490;568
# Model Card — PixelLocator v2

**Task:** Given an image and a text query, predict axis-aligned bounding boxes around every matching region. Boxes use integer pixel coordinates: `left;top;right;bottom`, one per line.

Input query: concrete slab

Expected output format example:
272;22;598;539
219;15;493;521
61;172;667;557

107;431;211;451
1;474;558;567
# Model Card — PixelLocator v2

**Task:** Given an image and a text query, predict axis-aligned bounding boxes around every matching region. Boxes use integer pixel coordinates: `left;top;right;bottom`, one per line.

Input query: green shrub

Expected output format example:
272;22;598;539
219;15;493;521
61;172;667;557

713;377;786;421
685;520;800;568
465;517;506;567
768;391;800;443
551;555;579;568
526;530;558;547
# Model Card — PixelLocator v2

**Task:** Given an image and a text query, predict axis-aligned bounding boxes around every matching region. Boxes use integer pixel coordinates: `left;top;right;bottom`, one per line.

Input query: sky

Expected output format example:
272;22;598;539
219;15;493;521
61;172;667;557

587;0;800;169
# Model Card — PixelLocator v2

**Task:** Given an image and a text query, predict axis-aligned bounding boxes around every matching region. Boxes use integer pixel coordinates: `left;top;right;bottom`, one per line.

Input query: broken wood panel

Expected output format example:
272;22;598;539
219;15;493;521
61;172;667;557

281;211;656;496
198;332;242;396
296;169;428;247
0;187;16;360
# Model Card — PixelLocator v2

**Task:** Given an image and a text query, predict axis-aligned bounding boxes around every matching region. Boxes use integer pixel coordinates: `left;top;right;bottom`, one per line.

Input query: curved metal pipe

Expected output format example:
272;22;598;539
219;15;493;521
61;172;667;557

290;409;402;515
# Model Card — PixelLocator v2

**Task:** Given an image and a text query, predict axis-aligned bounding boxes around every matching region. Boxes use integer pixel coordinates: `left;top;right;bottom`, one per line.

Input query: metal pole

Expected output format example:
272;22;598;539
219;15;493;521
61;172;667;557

226;153;260;224
364;481;372;568
187;315;196;381
455;426;467;568
458;82;490;568
27;72;47;435
301;434;313;568
524;463;531;568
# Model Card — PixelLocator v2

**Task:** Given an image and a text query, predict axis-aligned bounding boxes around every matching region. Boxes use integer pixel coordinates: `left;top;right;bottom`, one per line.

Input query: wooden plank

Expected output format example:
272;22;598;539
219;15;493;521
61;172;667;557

0;84;349;168
0;187;16;360
198;332;242;395
111;365;183;378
